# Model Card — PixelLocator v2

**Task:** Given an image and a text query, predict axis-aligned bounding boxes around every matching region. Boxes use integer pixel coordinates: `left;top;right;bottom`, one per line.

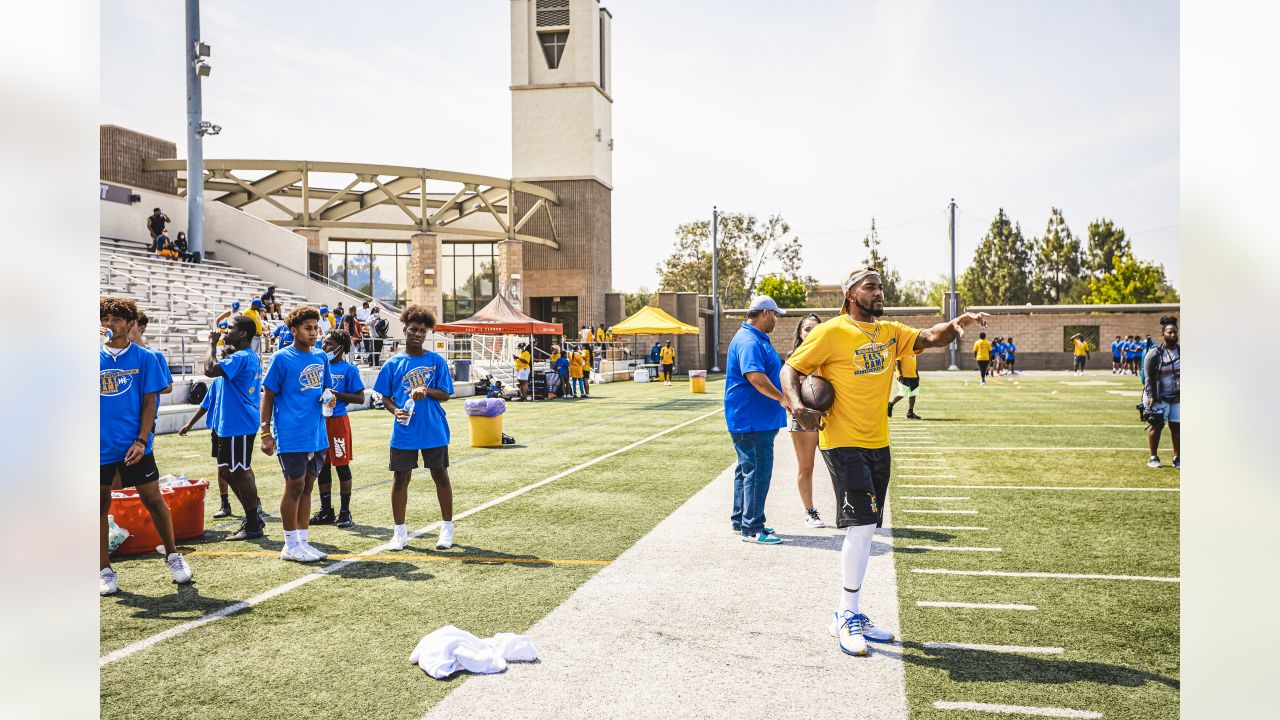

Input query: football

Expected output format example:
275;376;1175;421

799;375;835;412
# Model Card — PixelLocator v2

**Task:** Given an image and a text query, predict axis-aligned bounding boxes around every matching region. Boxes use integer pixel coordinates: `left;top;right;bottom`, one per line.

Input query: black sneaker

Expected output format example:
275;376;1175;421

887;403;894;417
212;502;234;519
226;521;265;541
906;411;922;420
310;508;336;525
335;511;354;528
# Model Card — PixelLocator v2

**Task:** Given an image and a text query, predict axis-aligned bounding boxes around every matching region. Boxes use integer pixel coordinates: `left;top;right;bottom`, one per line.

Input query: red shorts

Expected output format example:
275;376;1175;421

325;414;354;467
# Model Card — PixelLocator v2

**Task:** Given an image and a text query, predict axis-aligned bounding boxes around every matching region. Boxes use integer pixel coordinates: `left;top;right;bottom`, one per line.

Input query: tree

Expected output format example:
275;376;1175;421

624;287;654;317
1085;218;1131;278
860;218;905;304
1082;252;1180;304
1031;207;1083;304
755;274;807;308
656;212;805;308
961;209;1034;305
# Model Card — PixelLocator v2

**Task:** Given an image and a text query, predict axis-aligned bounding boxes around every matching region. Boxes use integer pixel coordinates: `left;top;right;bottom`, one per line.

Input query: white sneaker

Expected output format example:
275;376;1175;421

157;546;194;584
805;508;826;528
436;524;454;550
280;544;318;563
827;610;895;643
300;542;327;561
830;610;868;656
1147;456;1162;469
388;528;409;551
100;568;118;596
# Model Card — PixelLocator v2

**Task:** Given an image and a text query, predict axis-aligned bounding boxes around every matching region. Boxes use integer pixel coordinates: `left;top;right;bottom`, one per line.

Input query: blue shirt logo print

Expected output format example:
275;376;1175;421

100;368;138;396
852;338;896;376
299;363;325;391
402;365;435;392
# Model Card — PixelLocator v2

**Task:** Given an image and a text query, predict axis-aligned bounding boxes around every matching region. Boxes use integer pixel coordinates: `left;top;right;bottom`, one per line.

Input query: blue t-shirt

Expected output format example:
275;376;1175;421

723;322;786;434
145;346;173;388
100;343;167;464
373;351;454;450
554;356;569;374
1004;342;1016;359
215;349;263;437
327;359;366;417
273;324;293;347
263;345;331;453
1111;341;1121;358
201;376;223;434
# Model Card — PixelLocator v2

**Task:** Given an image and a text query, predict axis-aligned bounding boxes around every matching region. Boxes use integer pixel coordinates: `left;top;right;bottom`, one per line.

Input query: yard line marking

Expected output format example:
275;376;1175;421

898;475;959;478
918;601;1036;611
913;568;1179;583
894;452;945;455
903;545;1001;552
894;446;1151;451
933;701;1101;718
925;642;1062;654
899;496;969;501
899;525;987;531
901;509;978;515
101;407;724;668
185;550;610;566
900;484;1179;493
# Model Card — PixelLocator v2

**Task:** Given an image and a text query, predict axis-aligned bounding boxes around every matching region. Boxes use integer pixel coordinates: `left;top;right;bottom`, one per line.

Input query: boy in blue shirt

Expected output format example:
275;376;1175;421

311;329;367;528
131;312;173;396
203;316;268;541
1004;336;1017;374
261;307;333;562
272;321;292;352
179;368;232;517
100;296;193;595
373;305;456;551
553;347;571;397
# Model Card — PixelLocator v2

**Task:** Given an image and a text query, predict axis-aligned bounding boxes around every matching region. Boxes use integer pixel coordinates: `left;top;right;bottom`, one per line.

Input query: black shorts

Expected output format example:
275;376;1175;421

389;445;450;472
822;446;891;528
662;363;674;375
217;433;256;471
899;376;920;390
210;431;221;458
278;450;325;479
100;453;160;488
1074;356;1087;370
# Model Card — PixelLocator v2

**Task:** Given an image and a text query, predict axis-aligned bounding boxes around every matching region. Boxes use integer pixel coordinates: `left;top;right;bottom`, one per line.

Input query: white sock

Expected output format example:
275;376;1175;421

284;530;298;547
441;520;453;530
840;524;876;615
300;528;309;542
395;523;406;536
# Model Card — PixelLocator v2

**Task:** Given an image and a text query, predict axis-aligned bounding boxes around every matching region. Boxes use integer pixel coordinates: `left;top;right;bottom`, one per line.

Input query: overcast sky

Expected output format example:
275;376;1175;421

101;0;1178;293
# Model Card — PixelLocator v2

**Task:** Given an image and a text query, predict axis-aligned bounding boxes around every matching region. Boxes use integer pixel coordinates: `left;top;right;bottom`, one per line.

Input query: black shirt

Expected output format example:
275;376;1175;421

148;213;168;232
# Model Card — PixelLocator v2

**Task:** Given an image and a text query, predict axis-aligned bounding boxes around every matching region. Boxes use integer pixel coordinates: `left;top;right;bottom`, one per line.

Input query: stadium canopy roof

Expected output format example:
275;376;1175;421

435;293;563;335
610;306;700;335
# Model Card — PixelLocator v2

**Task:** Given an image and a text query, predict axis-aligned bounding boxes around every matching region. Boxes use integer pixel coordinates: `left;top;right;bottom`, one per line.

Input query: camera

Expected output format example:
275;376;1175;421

1135;403;1165;429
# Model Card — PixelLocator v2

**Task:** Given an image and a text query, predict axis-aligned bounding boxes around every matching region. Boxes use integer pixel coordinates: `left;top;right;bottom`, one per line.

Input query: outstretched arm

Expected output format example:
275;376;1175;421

914;312;991;351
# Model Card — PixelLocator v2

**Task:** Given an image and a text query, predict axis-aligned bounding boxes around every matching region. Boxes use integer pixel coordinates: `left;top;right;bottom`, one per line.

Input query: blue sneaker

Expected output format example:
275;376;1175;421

741;531;782;544
832;610;867;656
828;611;895;644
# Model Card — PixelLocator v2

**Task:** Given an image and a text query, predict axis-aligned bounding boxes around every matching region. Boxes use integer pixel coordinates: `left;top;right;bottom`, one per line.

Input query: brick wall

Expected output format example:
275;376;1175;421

513;179;611;331
100;125;177;195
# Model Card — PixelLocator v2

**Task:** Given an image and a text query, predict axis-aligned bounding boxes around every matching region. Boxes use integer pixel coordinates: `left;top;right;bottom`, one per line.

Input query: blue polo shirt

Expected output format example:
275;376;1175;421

263;345;332;453
100;343;167;464
724;322;786;434
373;350;454;450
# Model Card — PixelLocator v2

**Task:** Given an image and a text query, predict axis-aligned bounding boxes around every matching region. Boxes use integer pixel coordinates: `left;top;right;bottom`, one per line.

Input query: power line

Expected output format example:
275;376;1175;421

797;209;947;235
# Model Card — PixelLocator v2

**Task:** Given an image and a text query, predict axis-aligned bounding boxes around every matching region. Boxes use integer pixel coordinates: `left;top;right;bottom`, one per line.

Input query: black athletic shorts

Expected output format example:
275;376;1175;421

217;433;256;471
978;360;990;373
662;363;674;375
1073;356;1087;370
100;453;160;488
278;450;325;479
822;446;891;528
210;430;222;458
899;376;920;390
389;445;450;472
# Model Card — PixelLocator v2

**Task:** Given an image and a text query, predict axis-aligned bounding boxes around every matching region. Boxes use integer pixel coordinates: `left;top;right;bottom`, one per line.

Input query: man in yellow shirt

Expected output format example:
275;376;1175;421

659;341;676;386
243;299;266;353
568;345;586;397
783;266;987;657
1071;333;1090;376
887;349;921;419
513;342;532;401
973;332;992;385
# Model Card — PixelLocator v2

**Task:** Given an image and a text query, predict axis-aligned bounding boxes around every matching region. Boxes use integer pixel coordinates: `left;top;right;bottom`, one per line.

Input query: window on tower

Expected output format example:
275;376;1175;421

539;31;569;69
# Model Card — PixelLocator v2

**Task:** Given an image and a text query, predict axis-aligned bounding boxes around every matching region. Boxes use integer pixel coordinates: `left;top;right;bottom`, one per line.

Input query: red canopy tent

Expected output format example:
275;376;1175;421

434;293;563;335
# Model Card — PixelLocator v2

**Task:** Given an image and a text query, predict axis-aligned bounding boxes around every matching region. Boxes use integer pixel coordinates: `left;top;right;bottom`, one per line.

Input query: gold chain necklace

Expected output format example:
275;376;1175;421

845;315;880;346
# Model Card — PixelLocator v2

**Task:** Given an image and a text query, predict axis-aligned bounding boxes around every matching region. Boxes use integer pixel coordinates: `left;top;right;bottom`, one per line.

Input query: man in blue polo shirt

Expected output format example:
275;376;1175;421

724;295;791;545
100;296;193;596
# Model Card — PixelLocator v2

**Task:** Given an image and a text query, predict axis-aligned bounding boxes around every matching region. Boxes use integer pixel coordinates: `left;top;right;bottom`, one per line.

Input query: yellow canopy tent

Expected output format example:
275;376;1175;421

609;305;700;335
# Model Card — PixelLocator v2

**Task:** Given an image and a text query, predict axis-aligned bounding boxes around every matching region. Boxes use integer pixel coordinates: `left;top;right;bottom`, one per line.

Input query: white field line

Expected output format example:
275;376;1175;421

894;452;945;456
925;642;1062;654
901;509;978;515
918;601;1036;611
904;545;1001;552
898;475;959;479
896;465;953;469
895;447;1150;451
913;568;1179;583
934;701;1101;718
900;484;1179;493
899;496;970;501
899;525;987;531
100;407;725;668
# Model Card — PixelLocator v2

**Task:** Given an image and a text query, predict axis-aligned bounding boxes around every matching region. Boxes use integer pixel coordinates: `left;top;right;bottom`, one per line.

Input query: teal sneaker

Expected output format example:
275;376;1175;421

742;531;782;544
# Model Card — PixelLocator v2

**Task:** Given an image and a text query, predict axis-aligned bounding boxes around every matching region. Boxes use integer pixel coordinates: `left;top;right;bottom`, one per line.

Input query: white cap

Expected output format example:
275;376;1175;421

748;295;785;314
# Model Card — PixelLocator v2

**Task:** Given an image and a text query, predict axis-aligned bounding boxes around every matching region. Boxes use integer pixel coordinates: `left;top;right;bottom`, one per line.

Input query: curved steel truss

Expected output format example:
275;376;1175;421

144;159;560;248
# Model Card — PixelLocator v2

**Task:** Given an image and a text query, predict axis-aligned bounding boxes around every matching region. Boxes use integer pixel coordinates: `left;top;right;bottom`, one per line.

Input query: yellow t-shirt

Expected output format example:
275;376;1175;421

660;347;675;364
897;351;918;379
549;352;561;365
569;352;585;378
242;308;264;335
973;339;992;361
1073;338;1090;356
515;350;531;370
786;317;922;450
595;329;605;342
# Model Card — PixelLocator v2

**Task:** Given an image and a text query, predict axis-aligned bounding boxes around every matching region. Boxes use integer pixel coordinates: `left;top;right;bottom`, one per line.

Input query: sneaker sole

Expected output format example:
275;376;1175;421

838;642;869;656
335;521;354;528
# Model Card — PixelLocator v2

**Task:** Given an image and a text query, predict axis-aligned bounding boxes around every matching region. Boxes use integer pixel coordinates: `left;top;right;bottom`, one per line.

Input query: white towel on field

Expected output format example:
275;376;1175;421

409;625;538;679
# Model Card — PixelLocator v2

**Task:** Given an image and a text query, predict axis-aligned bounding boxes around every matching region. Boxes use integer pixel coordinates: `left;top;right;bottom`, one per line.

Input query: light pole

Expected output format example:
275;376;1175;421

185;0;217;258
710;206;720;372
947;198;959;370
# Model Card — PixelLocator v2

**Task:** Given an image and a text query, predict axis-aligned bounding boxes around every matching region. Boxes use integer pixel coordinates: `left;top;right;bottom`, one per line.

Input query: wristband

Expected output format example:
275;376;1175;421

133;438;146;446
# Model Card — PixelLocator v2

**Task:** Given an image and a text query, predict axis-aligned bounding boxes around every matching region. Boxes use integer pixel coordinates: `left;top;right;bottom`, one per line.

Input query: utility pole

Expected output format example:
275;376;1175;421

947;198;959;370
186;0;208;258
710;206;720;372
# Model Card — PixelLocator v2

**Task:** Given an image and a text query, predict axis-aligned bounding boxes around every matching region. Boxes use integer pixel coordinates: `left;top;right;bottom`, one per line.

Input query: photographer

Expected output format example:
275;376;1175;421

1142;316;1180;469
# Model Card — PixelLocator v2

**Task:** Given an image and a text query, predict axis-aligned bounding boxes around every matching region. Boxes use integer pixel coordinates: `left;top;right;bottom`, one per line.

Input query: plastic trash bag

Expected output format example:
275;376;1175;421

464;397;507;417
107;514;130;554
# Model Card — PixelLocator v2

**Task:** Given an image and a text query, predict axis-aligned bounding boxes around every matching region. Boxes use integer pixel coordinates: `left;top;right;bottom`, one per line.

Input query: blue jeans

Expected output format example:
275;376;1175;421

730;429;778;536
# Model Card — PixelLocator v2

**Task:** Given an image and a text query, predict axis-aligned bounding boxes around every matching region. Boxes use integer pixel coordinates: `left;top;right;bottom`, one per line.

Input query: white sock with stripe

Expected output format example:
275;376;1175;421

841;524;876;614
284;530;298;548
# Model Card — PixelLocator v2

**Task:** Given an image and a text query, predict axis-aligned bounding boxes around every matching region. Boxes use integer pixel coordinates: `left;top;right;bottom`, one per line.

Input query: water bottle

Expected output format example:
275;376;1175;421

321;388;335;417
398;397;415;426
101;329;112;345
177;472;188;487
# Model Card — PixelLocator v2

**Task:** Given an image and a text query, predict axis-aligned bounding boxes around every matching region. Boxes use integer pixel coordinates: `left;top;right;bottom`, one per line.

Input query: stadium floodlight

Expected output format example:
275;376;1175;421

194;59;211;76
198;121;222;136
194;41;211;57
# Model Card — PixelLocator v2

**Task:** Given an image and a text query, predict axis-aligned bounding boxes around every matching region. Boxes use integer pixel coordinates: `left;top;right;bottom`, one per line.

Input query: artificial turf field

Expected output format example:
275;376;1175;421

99;369;1178;720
